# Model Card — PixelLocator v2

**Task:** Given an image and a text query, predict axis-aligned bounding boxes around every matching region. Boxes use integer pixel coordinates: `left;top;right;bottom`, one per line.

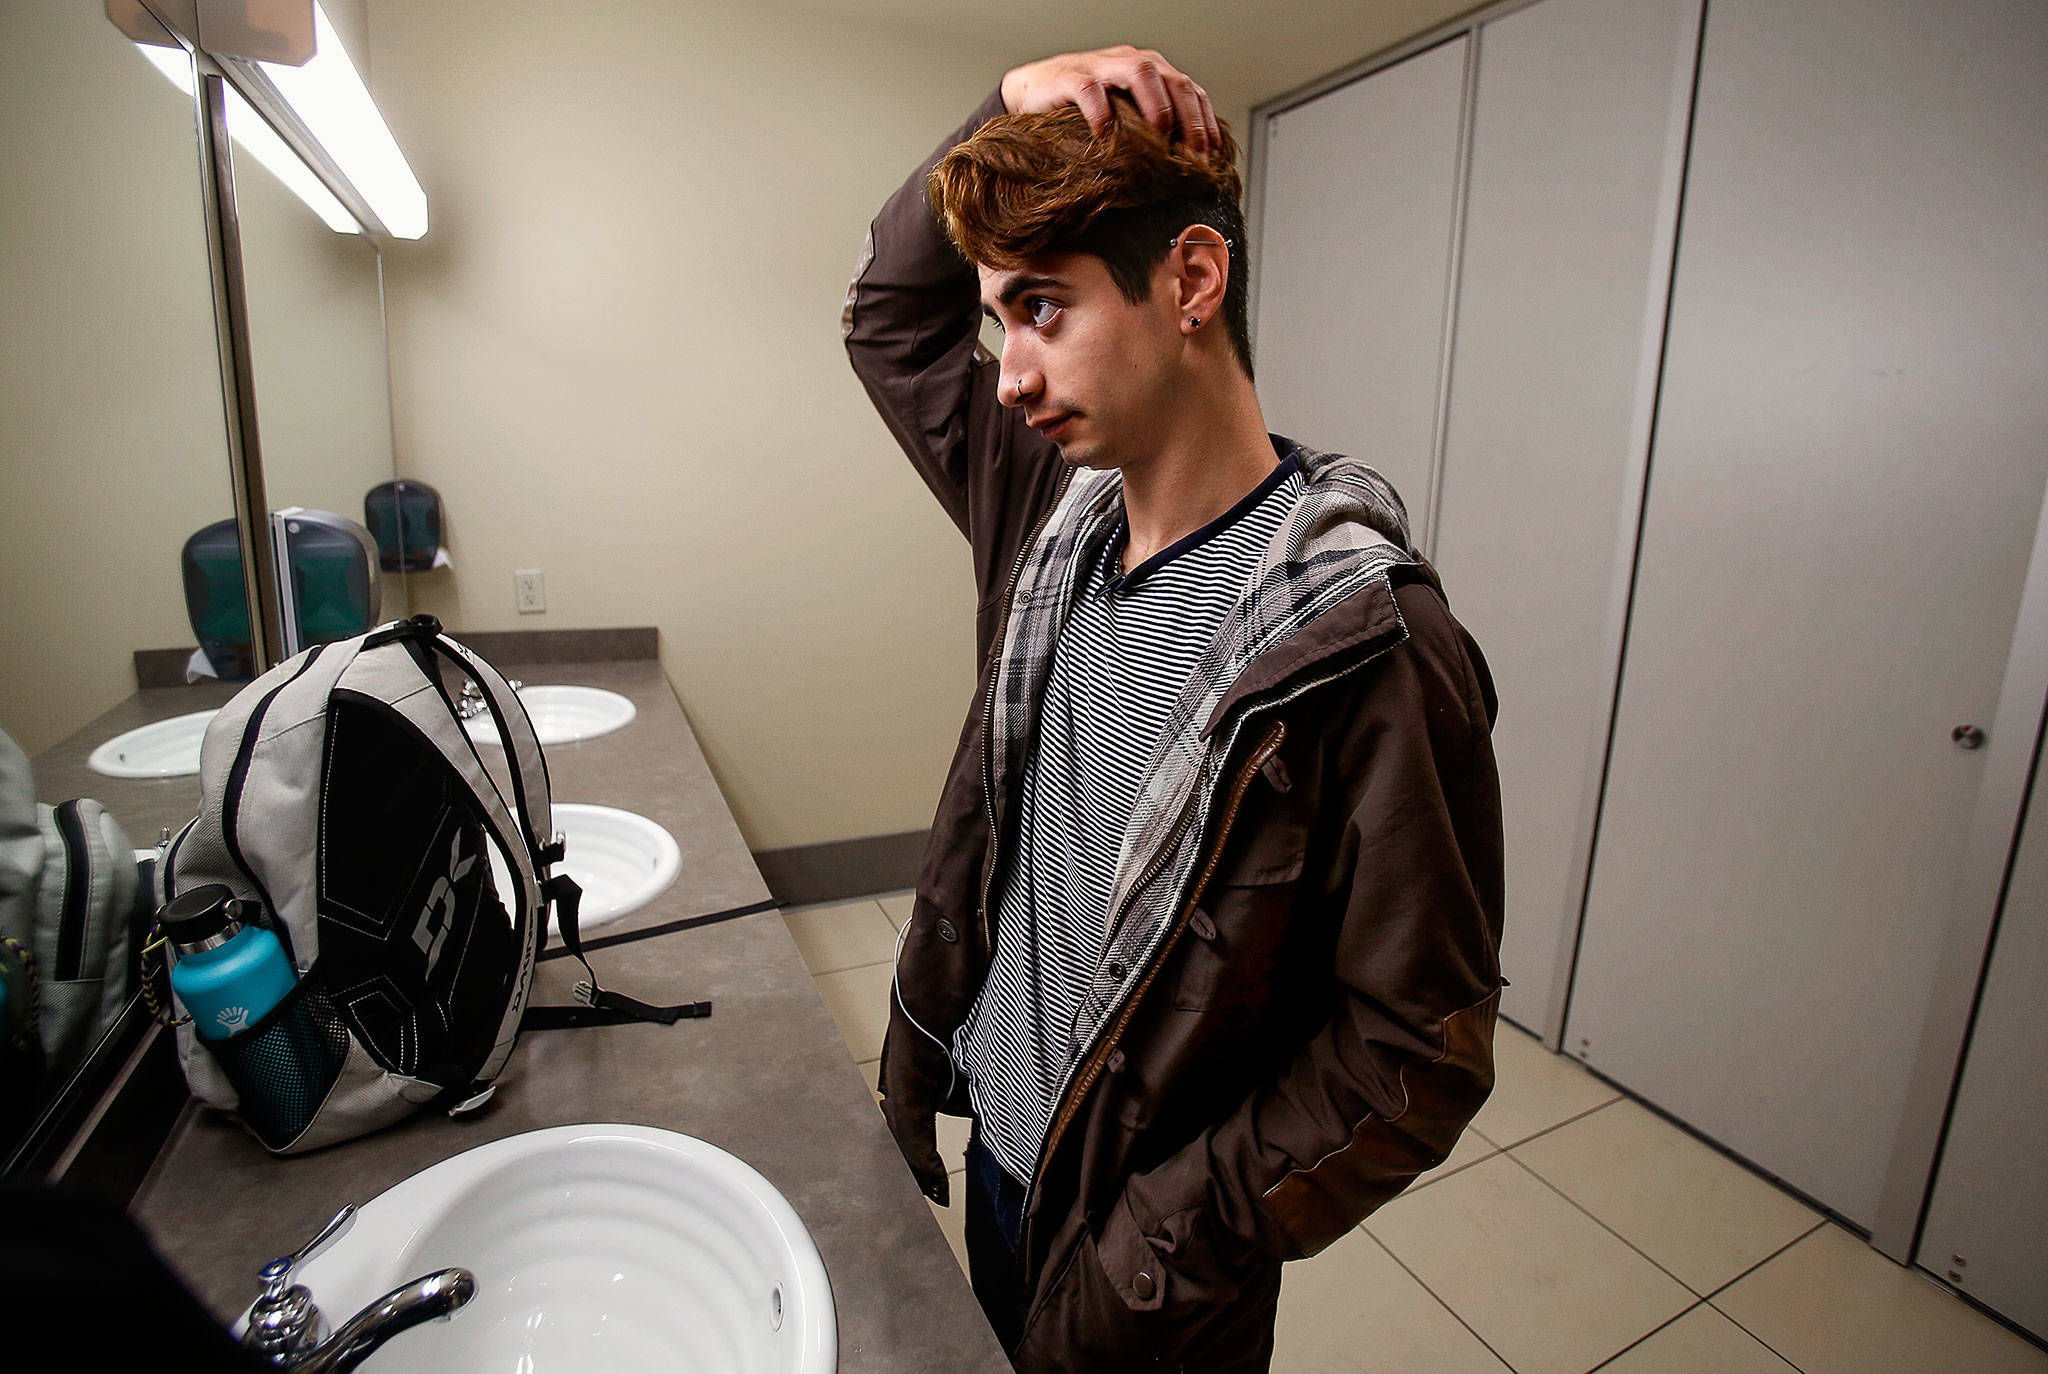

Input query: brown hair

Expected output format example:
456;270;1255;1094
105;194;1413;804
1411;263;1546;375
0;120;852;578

930;93;1254;377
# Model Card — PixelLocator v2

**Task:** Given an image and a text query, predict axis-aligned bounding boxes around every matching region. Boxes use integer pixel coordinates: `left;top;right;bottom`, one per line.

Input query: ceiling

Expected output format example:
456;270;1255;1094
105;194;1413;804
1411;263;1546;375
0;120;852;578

766;0;1487;127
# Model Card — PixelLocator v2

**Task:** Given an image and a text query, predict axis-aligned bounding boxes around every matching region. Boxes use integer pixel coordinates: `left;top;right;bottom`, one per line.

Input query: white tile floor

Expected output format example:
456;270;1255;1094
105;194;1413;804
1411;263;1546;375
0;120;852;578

784;892;2048;1373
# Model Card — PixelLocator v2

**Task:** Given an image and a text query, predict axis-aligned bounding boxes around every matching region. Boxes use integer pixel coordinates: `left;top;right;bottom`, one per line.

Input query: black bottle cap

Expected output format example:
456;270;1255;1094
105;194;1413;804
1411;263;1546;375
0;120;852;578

158;884;243;950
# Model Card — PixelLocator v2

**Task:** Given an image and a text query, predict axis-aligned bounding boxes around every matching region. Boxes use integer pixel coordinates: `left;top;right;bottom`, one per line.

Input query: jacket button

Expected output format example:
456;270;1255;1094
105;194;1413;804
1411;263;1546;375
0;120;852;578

1133;1270;1156;1300
935;919;958;943
1107;960;1126;981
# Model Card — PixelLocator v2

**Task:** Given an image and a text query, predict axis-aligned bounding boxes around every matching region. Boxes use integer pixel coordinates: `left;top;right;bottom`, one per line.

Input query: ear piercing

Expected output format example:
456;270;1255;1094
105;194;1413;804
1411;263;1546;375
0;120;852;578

1189;316;1202;328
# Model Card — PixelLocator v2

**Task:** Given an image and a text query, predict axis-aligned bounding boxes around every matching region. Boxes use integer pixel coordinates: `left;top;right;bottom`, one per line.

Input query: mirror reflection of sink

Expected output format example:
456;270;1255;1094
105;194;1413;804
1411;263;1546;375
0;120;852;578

87;709;219;778
258;1124;837;1373
488;803;681;936
468;685;635;746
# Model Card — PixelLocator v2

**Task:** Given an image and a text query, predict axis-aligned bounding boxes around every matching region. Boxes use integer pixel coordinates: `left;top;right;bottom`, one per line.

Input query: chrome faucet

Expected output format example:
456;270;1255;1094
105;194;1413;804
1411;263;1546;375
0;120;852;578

240;1206;477;1372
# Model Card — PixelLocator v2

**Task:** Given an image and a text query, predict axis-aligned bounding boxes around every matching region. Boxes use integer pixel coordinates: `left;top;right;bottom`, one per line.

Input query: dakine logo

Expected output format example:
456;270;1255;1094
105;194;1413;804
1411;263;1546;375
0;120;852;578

412;827;479;977
216;1004;251;1034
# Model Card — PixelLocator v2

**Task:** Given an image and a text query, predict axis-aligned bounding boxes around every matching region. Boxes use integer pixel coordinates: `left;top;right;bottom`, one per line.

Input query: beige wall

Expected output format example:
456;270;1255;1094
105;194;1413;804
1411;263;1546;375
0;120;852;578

0;2;233;756
363;0;1476;854
366;0;1015;852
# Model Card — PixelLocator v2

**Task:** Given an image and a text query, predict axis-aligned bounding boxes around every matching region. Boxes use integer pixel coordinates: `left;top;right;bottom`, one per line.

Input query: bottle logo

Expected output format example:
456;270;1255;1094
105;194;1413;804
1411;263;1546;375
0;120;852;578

216;1004;251;1035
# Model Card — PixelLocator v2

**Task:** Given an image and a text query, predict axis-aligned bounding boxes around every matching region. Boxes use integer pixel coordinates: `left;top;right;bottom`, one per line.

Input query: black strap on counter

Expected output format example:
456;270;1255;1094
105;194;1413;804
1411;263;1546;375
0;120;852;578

520;999;712;1032
519;874;718;1032
534;895;782;962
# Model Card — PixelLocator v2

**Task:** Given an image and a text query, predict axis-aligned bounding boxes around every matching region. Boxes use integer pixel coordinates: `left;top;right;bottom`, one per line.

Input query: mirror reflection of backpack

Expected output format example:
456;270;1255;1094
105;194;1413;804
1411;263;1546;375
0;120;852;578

153;614;703;1154
0;726;153;1122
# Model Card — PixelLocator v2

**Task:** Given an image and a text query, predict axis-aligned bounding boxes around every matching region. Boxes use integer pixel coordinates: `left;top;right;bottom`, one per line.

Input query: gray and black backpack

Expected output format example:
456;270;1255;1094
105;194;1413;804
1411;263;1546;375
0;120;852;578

0;726;153;1117
155;614;701;1154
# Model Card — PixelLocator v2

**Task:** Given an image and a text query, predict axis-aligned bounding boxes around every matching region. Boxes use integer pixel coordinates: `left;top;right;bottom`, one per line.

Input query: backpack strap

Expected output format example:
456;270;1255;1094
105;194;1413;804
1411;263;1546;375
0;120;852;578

407;622;553;873
519;873;711;1030
33;800;139;1079
372;618;709;1033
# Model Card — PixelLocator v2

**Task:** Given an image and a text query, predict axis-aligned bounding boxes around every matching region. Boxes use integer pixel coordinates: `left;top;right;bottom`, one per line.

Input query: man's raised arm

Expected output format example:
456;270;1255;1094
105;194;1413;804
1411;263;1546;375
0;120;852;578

842;87;1058;592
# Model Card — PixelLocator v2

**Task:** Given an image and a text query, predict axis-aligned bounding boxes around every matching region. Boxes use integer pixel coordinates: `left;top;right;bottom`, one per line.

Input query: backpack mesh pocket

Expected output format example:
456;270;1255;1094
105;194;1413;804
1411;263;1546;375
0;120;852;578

202;976;351;1151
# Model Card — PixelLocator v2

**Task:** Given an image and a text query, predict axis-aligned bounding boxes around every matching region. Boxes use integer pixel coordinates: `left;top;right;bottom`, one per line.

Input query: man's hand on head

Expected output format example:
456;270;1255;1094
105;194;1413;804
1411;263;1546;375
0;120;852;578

1001;46;1219;157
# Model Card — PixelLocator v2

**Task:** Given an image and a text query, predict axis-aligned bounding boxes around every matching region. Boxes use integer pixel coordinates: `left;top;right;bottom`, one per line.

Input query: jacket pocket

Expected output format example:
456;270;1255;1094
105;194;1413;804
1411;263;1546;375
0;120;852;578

1169;814;1308;1015
1211;801;1310;887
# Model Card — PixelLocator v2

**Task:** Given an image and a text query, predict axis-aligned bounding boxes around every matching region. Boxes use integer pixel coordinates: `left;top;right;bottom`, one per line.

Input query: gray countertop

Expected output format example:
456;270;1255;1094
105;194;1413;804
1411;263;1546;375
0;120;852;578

109;653;1006;1371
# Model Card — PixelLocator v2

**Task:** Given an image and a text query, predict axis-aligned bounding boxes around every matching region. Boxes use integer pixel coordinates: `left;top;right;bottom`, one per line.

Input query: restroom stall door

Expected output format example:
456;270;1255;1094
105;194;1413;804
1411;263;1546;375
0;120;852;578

1565;0;2048;1228
1253;36;1467;531
1914;699;2048;1341
1430;0;1699;1035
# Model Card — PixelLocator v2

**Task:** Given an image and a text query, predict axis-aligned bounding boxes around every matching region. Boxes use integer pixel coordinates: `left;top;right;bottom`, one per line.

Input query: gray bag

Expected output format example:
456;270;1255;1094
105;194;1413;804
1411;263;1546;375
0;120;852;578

0;727;142;1088
156;615;694;1154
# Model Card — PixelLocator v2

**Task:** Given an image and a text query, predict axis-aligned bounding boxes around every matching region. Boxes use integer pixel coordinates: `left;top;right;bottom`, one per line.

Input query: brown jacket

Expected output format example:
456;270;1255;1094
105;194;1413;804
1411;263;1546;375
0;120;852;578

844;90;1507;1370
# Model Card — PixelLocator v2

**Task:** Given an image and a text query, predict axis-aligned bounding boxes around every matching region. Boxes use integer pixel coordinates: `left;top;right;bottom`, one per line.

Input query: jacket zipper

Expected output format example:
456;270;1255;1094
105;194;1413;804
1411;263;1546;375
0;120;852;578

1020;628;1409;1267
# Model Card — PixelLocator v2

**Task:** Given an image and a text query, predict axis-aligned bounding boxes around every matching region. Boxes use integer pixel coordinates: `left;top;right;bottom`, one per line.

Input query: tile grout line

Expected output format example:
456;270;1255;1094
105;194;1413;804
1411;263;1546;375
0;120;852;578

784;901;903;978
1694;1220;1833;1374
1704;1304;1815;1373
1499;1144;1709;1300
1582;1299;1707;1372
1358;1227;1520;1373
1480;1091;1624;1153
780;894;911;919
1701;1218;1827;1303
1369;1095;1618;1213
803;952;897;978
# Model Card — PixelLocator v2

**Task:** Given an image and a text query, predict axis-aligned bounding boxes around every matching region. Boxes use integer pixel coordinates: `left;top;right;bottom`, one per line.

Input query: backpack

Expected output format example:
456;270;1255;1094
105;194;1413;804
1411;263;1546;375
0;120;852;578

0;727;149;1096
154;614;701;1154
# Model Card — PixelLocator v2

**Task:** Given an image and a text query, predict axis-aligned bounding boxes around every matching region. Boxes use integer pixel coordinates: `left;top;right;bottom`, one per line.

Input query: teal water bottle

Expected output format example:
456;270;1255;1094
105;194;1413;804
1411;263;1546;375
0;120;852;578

162;885;298;1042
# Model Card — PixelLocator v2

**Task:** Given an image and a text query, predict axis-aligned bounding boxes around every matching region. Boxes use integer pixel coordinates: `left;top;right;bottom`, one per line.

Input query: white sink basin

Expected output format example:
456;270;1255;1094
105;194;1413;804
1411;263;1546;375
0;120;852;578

259;1124;837;1373
468;685;636;746
87;709;220;778
488;803;681;937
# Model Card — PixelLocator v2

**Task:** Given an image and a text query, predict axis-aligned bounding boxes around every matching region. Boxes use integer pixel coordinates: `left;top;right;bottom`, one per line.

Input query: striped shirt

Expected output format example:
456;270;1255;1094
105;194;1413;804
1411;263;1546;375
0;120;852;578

955;450;1307;1185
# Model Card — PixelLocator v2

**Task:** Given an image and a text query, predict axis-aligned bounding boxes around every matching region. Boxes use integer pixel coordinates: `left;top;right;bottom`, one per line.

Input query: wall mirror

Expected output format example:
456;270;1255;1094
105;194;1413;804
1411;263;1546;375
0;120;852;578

0;4;236;1170
0;0;409;1177
228;87;410;642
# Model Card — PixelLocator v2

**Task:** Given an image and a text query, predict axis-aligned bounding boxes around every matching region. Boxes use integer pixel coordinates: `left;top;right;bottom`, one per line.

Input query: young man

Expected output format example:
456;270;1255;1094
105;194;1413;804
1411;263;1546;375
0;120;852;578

844;46;1506;1371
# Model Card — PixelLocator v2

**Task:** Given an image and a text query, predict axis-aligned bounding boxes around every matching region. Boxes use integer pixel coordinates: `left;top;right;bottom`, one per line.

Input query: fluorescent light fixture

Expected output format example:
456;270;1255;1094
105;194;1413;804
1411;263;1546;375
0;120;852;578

137;42;362;234
255;3;428;239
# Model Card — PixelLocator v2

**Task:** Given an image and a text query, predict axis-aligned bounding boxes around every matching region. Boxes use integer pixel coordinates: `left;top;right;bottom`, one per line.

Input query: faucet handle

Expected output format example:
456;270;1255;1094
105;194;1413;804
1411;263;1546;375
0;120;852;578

245;1204;357;1356
268;1204;357;1281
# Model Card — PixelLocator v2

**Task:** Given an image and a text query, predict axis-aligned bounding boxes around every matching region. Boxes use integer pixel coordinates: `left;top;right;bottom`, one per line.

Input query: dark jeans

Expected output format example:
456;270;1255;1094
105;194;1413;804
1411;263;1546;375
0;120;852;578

964;1121;1030;1352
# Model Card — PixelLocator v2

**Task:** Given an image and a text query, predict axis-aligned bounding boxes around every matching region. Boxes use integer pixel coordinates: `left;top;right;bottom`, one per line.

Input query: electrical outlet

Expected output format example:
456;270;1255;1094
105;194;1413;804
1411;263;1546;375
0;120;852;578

514;568;546;614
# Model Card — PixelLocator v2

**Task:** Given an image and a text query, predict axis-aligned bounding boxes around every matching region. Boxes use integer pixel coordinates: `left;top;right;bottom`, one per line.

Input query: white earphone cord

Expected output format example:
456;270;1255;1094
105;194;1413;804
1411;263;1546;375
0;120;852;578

891;915;960;1105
